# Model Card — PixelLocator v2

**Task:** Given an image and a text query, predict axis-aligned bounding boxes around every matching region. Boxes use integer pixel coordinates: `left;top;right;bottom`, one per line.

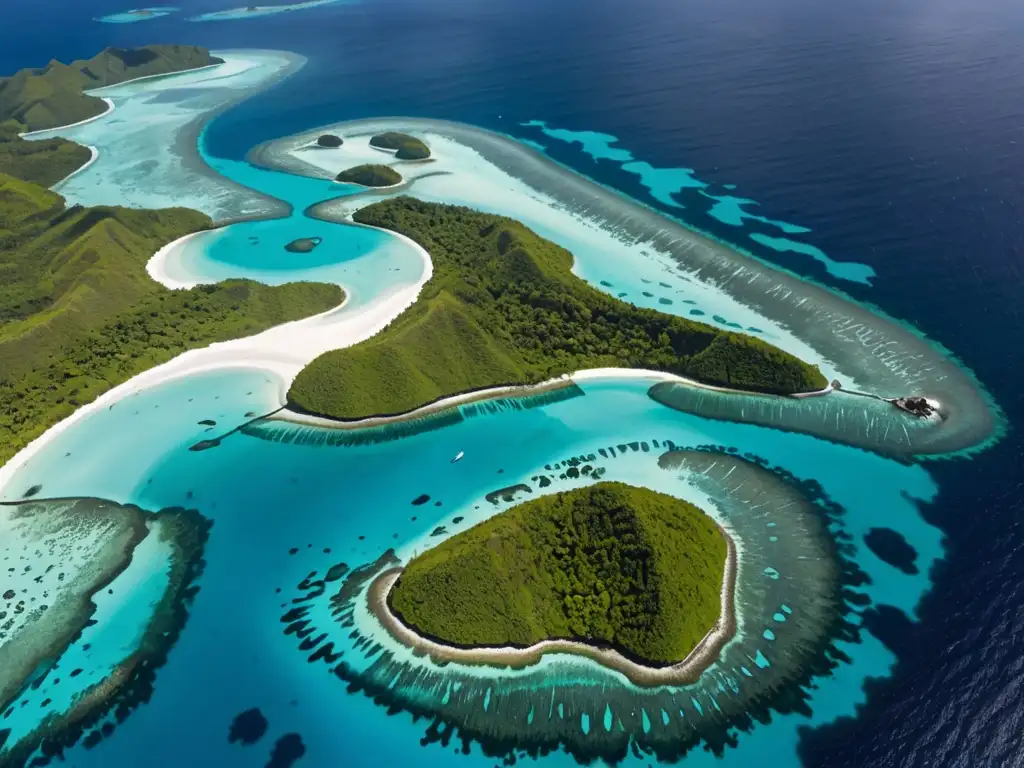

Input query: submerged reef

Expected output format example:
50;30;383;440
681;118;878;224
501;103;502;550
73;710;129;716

250;118;1003;458
284;236;322;253
0;499;210;767
242;383;586;448
275;445;857;762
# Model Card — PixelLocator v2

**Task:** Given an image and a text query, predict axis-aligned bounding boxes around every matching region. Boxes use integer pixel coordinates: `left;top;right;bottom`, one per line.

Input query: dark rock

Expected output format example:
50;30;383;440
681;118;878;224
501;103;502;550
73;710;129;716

863;528;919;575
266;733;305;767
21;485;42;499
411;494;430;506
228;708;268;746
197;419;216;427
891;395;935;418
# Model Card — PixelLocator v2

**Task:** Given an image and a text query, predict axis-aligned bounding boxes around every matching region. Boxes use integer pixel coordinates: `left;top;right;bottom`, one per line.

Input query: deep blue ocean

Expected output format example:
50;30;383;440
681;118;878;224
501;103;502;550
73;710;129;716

4;0;1024;764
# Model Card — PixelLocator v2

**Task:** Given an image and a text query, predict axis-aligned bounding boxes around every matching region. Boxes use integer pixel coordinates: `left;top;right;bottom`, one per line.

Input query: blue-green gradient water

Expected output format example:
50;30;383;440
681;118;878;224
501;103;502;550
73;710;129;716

2;0;1023;765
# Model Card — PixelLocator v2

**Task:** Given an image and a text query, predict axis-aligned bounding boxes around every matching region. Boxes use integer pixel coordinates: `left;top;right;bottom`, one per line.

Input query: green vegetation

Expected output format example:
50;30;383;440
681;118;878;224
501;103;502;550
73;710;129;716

0;120;91;187
288;198;827;419
0;171;341;467
368;132;431;160
0;45;223;131
316;134;343;148
335;163;402;187
390;482;726;664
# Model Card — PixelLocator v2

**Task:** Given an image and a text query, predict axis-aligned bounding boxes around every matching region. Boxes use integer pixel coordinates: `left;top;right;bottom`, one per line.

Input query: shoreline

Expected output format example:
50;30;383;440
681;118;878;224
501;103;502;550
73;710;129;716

18;98;115;138
247;117;1002;457
366;525;738;688
0;217;433;496
272;368;833;432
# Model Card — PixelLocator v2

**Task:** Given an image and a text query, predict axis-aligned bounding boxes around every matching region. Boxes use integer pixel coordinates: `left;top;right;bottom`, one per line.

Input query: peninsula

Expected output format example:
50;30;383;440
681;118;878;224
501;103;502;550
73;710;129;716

380;482;730;674
0;45;224;186
287;197;827;421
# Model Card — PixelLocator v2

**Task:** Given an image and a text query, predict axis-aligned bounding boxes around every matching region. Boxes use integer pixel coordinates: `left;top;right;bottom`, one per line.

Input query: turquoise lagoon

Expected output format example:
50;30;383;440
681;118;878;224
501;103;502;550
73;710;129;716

0;52;970;768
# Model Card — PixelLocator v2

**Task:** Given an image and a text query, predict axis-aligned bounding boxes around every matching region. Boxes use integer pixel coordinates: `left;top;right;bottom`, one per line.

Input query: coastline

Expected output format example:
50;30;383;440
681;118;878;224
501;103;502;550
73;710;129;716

272;367;833;432
18;98;115;138
0;217;433;496
366;525;738;688
248;117;1002;457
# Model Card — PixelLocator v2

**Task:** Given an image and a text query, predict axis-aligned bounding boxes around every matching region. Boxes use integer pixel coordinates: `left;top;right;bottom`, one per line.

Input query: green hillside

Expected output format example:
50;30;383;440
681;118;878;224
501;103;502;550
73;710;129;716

0;45;223;132
0;119;91;187
335;164;402;187
0;172;341;467
288;197;827;419
389;482;726;664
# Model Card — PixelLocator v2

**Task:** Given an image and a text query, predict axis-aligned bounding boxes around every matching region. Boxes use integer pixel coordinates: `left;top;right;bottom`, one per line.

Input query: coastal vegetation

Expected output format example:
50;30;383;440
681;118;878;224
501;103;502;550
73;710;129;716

0;120;91;187
335;163;402;187
388;482;727;664
369;132;431;160
316;134;343;147
0;45;223;132
287;197;827;420
0;171;341;467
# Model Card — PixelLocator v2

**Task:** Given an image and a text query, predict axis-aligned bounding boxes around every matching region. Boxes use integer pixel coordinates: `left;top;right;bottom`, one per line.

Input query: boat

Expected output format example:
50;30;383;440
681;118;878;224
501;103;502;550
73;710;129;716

451;451;464;463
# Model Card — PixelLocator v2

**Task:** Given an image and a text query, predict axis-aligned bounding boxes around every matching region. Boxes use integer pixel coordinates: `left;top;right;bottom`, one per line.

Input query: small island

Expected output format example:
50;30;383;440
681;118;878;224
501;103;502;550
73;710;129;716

285;236;322;253
368;132;431;160
335;163;402;187
382;482;729;671
316;133;343;148
287;197;827;422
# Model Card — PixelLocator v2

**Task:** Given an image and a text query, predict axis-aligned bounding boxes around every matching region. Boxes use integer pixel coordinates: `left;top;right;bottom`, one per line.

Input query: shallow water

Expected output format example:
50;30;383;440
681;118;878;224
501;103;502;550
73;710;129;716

2;0;1022;765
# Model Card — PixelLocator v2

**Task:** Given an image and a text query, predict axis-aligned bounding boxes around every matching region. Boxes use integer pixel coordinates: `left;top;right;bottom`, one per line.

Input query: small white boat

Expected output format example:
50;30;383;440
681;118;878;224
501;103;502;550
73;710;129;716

451;451;465;463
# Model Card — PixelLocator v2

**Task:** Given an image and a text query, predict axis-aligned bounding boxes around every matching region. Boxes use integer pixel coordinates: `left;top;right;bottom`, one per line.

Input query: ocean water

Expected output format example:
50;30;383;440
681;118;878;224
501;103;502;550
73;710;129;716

2;0;1024;766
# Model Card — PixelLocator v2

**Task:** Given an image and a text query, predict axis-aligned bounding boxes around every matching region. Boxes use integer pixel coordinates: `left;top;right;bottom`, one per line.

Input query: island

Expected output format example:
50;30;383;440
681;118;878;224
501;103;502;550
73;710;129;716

285;236;322;253
335;163;402;187
286;197;827;422
315;133;343;148
368;131;431;160
0;171;341;467
380;482;729;672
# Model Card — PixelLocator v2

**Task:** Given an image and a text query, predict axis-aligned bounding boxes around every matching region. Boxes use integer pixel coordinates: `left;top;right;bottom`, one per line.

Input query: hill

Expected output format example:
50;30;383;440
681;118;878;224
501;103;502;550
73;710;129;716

0;172;341;467
0;45;223;132
388;482;727;664
335;164;402;187
288;197;827;420
368;132;431;160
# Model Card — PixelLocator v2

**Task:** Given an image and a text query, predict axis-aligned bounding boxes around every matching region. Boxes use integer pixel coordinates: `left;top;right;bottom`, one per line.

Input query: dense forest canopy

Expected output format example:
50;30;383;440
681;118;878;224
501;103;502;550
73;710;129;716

288;197;827;420
335;164;402;187
0;171;340;468
368;132;431;160
389;481;727;665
